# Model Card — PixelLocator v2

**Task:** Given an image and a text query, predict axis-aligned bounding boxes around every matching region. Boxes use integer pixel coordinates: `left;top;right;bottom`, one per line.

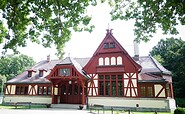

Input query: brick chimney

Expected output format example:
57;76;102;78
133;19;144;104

133;40;139;61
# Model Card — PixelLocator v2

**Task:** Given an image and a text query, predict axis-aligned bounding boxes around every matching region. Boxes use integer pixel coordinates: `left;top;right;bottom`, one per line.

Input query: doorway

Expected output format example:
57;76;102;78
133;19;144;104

60;82;82;104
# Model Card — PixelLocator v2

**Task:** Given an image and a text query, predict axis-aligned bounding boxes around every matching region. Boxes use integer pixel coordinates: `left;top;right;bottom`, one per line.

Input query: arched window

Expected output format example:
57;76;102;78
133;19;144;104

99;57;104;66
111;57;116;65
105;57;110;65
117;56;122;65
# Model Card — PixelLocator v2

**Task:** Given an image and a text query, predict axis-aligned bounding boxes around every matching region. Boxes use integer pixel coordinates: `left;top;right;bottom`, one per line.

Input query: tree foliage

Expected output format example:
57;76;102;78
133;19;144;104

0;0;185;58
109;0;185;42
0;0;95;59
150;38;185;98
0;54;35;80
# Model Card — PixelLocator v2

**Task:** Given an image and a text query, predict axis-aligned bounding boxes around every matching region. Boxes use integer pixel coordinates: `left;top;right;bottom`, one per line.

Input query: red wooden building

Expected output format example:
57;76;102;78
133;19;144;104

4;29;176;111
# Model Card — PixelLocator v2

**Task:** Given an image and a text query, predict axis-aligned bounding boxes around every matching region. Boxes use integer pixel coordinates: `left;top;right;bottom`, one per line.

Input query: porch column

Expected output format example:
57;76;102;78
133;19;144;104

169;83;174;98
81;81;85;105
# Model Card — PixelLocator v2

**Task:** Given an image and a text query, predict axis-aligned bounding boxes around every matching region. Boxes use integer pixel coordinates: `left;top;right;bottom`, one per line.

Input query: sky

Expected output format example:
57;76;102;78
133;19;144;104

1;3;185;62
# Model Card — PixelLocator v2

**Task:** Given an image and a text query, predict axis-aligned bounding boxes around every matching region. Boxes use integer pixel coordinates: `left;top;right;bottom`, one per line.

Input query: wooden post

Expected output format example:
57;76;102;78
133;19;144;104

81;81;85;105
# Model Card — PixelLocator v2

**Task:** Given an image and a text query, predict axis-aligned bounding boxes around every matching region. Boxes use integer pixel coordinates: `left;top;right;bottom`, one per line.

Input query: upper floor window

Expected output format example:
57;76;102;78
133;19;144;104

110;42;115;48
117;56;122;65
99;58;104;66
39;70;44;77
111;57;116;65
28;71;32;77
104;43;109;48
105;57;110;65
104;42;116;49
60;68;70;76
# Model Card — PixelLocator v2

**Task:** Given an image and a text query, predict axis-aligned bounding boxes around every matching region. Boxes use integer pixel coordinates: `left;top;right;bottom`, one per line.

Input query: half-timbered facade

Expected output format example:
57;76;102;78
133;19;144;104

4;30;176;111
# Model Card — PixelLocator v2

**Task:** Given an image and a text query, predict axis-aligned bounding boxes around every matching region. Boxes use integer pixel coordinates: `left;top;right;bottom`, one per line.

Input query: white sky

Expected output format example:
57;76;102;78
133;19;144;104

1;3;185;62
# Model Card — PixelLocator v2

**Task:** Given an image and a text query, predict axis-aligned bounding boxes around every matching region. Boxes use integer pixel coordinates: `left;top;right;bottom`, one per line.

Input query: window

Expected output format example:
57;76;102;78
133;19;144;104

140;86;153;97
111;57;116;65
99;58;104;66
28;71;32;77
105;57;109;65
60;68;70;76
39;70;44;77
104;43;109;48
110;42;115;48
98;74;123;96
118;81;122;96
38;86;52;95
99;81;104;95
147;87;153;97
141;87;146;97
112;81;116;96
117;56;122;65
15;86;28;95
105;82;110;96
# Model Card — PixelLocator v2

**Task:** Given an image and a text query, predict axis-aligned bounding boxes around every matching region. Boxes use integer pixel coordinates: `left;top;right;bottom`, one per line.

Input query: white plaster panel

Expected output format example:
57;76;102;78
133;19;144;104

155;84;163;96
11;85;16;94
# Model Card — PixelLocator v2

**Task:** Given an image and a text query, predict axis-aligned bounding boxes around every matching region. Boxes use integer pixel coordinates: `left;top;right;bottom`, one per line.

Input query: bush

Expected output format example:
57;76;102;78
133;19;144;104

174;107;185;114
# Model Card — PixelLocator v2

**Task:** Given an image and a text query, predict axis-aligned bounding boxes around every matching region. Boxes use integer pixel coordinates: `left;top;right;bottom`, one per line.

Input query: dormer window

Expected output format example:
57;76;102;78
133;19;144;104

39;69;47;77
39;70;44;77
27;70;36;77
28;71;32;77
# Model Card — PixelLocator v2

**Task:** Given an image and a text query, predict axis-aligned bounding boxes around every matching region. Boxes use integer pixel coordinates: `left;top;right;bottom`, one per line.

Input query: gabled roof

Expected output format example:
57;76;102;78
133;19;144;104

57;57;90;79
6;60;61;84
84;29;142;72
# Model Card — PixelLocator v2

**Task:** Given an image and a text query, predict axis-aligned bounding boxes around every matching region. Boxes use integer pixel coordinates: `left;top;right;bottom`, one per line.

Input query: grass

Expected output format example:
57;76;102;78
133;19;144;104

0;104;47;109
91;109;173;114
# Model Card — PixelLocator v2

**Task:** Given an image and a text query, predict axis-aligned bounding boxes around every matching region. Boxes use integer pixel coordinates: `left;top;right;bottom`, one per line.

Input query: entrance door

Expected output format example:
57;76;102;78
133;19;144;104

60;82;82;104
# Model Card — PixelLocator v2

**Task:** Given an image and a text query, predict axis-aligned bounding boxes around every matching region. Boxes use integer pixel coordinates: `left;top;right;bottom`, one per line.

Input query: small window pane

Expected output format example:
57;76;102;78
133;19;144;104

111;57;116;65
110;42;115;48
60;68;70;76
141;87;146;97
104;43;109;48
105;57;109;65
99;58;104;66
147;87;153;97
117;56;122;65
47;86;51;95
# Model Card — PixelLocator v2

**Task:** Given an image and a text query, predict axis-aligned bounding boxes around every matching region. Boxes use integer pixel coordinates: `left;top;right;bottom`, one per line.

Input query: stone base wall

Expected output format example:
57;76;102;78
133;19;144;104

88;97;176;112
4;95;52;104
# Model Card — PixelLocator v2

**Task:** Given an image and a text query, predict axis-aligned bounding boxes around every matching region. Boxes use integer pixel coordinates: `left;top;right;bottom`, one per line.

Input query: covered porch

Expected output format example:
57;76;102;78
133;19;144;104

50;77;88;105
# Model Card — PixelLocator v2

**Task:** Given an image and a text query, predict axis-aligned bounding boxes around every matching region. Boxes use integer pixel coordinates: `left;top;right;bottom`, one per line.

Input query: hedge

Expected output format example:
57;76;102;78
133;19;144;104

174;108;185;114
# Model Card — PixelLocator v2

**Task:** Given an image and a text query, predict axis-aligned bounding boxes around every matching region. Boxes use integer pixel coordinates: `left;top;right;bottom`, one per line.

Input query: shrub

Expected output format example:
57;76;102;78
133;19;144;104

174;107;185;114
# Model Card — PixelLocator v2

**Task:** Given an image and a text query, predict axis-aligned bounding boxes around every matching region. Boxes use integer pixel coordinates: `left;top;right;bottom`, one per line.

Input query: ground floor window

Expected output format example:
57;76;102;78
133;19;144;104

15;85;28;95
38;86;51;95
140;85;153;97
98;74;123;96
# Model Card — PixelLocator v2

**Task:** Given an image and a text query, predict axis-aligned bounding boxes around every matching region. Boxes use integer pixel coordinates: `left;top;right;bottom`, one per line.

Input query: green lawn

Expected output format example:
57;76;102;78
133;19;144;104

91;110;173;114
0;104;47;109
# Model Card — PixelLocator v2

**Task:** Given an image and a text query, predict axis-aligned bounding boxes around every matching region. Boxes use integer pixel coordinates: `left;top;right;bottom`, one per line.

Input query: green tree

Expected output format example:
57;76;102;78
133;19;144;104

0;0;185;58
0;54;35;93
0;0;95;59
150;38;185;98
109;0;185;42
0;54;35;80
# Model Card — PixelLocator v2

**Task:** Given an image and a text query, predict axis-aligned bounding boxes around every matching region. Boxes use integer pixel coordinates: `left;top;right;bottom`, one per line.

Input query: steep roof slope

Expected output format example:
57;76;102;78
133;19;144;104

7;60;61;84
